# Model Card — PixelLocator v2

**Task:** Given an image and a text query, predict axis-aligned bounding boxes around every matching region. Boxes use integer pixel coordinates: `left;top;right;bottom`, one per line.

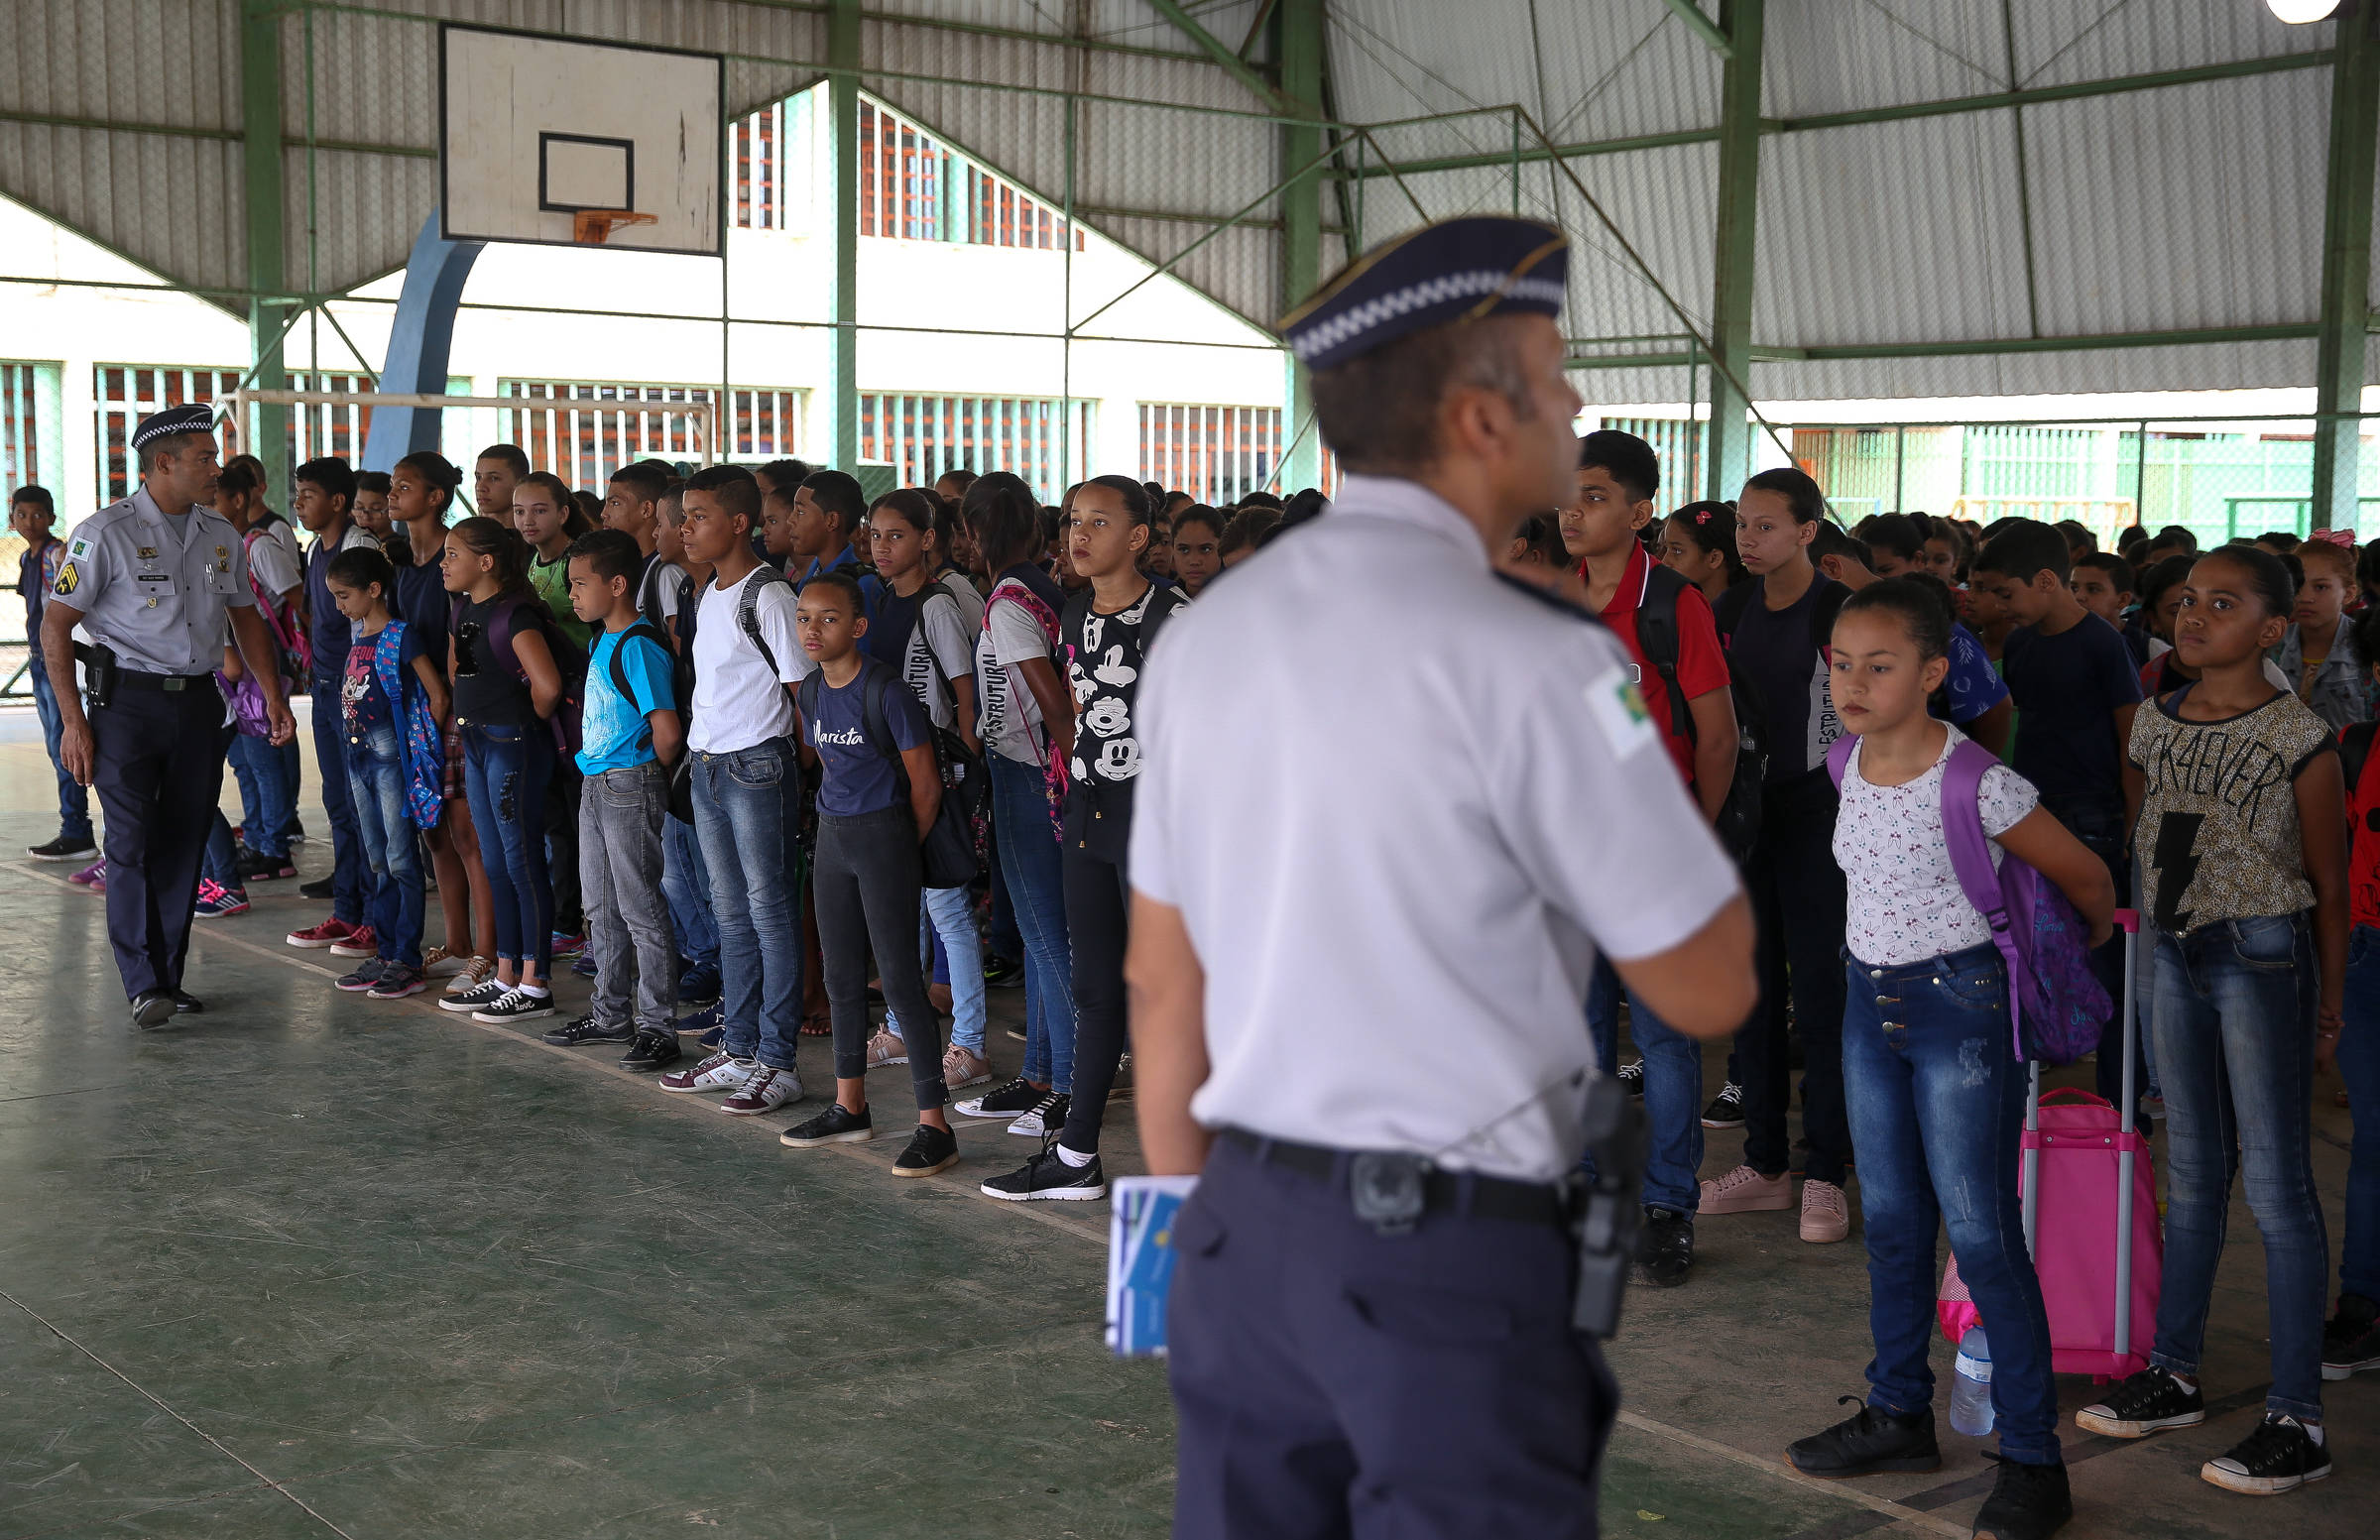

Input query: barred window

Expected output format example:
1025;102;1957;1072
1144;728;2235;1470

1137;404;1337;506
93;366;241;505
860;394;1095;501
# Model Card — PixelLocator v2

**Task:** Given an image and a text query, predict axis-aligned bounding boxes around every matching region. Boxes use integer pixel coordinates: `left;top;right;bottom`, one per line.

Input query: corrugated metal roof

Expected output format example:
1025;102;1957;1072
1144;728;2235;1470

0;0;2361;401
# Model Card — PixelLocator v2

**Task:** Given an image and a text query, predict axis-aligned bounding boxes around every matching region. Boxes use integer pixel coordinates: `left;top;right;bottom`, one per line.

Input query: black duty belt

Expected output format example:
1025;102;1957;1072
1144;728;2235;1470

117;670;214;692
1219;1126;1574;1229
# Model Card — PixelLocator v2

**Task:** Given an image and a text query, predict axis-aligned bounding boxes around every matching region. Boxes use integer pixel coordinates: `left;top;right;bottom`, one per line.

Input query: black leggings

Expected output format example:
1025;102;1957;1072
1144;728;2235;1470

815;806;948;1112
1060;844;1130;1155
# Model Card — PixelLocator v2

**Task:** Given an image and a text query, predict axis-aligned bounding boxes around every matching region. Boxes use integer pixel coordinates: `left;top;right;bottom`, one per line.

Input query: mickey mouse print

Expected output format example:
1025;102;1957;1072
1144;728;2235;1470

1061;579;1189;861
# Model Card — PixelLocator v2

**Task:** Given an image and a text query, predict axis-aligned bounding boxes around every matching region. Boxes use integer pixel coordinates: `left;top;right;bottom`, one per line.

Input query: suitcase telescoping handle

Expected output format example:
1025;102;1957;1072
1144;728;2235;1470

2022;909;2143;1374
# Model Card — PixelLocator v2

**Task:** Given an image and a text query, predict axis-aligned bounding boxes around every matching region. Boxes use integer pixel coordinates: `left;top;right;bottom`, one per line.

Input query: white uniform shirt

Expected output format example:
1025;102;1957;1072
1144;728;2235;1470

1130;475;1740;1183
53;488;256;675
689;566;810;755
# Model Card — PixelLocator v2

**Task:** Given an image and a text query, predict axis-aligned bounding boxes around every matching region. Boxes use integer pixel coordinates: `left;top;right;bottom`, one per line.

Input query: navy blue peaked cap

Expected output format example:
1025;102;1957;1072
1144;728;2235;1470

131;403;217;450
1278;216;1569;370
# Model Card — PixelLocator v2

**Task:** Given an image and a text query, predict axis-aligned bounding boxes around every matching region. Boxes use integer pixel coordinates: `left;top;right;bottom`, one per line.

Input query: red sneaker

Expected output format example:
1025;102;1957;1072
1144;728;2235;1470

287;916;358;949
329;926;379;959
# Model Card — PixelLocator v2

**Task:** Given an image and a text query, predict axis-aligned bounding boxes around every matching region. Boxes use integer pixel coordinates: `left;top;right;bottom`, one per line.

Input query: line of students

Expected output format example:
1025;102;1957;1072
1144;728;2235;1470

1543;431;2371;1533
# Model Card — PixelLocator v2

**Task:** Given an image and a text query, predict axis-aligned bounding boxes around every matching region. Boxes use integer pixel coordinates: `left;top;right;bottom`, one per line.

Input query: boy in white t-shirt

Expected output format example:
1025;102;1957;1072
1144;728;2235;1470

654;466;814;1117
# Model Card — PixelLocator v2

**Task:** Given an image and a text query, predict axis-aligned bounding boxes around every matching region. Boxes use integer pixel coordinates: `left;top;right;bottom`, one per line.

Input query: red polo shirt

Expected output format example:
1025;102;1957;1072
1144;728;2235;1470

1590;541;1732;786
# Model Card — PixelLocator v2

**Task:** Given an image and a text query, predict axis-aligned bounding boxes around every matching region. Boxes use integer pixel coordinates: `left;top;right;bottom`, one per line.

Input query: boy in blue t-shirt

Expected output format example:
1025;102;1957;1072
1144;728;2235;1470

549;530;684;1072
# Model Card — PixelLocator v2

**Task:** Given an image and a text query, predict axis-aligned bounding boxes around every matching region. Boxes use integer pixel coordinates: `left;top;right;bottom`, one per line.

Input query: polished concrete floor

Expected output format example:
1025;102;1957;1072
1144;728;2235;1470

0;702;2368;1538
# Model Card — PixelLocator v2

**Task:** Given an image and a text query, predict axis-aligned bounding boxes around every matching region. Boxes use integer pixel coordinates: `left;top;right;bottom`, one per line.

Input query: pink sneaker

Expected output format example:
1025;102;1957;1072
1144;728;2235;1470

287;916;359;949
1698;1164;1794;1215
68;859;106;891
1799;1179;1850;1243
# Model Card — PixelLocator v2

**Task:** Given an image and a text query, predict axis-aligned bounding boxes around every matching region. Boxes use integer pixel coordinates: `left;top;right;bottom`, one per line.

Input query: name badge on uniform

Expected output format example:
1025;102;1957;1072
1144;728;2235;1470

136;572;171;583
1584;663;1659;761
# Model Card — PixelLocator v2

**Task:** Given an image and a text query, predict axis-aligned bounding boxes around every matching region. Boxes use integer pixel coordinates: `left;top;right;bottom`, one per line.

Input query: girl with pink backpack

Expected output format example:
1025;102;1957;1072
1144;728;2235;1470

1784;580;2114;1540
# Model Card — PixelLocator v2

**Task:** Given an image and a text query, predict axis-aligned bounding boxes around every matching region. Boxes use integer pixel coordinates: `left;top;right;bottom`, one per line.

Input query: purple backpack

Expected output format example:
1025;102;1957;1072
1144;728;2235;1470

1829;735;2110;1065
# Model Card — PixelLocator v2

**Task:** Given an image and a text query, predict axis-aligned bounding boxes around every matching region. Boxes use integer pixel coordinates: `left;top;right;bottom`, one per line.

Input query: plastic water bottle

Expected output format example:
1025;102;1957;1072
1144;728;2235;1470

1950;1327;1995;1436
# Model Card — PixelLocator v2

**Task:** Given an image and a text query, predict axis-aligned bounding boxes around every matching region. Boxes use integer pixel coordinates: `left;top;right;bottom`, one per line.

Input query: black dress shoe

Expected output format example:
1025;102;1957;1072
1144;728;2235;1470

1633;1206;1694;1288
171;990;204;1014
130;990;178;1029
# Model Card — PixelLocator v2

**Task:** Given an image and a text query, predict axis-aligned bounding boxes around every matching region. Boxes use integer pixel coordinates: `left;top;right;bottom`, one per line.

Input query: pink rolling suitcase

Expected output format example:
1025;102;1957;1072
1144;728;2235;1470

1938;910;2162;1378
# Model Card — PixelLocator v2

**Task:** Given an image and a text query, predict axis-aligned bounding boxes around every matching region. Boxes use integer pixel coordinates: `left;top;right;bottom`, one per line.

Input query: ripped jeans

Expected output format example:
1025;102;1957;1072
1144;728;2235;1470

461;721;556;974
1842;943;2061;1465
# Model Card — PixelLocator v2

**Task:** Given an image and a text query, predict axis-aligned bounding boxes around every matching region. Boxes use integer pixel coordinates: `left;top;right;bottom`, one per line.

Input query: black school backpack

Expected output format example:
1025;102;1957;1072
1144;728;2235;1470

1638;564;1767;862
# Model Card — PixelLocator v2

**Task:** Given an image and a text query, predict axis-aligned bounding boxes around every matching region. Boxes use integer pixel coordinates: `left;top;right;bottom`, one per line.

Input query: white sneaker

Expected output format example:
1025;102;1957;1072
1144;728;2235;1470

658;1052;757;1094
1010;1091;1071;1139
866;1027;908;1068
718;1063;799;1116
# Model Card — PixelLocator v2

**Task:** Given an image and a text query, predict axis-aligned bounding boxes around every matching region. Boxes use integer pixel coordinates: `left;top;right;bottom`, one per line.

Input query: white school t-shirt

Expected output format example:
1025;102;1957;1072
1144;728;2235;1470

903;586;976;732
688;567;809;754
975;580;1052;766
1834;725;2041;969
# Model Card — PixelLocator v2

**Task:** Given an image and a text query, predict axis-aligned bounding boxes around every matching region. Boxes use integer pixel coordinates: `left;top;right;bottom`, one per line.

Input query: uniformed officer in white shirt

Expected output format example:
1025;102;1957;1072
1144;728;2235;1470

1129;218;1759;1537
43;405;298;1028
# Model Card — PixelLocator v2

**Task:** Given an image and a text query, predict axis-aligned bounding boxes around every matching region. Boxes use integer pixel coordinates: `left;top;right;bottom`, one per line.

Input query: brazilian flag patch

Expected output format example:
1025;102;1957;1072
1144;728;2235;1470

53;560;79;596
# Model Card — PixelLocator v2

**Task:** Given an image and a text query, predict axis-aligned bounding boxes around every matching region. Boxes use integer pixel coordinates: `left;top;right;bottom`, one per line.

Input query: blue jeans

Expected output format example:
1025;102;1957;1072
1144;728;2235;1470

661;814;719;974
461;722;556;973
202;810;244;890
1585;956;1702;1215
29;661;92;843
311;674;367;925
2342;925;2380;1304
1843;944;2061;1465
886;885;988;1053
346;723;423;968
689;740;803;1071
228;729;294;860
990;753;1075;1092
2149;912;2328;1420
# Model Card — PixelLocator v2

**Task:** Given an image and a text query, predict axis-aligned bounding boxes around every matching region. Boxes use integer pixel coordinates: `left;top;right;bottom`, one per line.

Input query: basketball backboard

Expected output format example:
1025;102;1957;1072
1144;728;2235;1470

439;24;723;257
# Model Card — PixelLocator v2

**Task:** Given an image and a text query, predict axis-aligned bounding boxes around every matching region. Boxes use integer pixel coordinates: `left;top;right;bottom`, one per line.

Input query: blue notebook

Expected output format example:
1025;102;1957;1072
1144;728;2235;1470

1107;1175;1200;1358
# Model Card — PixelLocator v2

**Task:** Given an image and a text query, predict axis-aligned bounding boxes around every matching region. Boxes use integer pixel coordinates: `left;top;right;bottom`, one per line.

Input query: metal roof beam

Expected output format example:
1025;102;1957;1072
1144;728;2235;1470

1344;51;2331;178
827;0;860;473
1143;0;1309;117
1279;0;1325;492
1660;0;1733;59
241;0;291;510
2312;2;2379;531
1565;322;2322;370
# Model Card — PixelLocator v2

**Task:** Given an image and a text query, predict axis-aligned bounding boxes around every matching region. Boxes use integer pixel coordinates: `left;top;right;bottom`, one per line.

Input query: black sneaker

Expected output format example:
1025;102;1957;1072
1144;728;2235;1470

1614;1058;1644;1098
471;987;555;1024
982;1139;1107;1202
298;876;334;900
2200;1413;2332;1495
892;1123;961;1177
1011;1090;1070;1138
542;1014;635;1046
1785;1396;1941;1479
619;1029;682;1072
236;849;296;882
2075;1365;2204;1439
1971;1455;2072;1540
779;1102;876;1147
956;1075;1043;1119
28;835;97;863
1701;1081;1745;1129
2322;1292;2380;1380
983;956;1024;990
1633;1206;1693;1288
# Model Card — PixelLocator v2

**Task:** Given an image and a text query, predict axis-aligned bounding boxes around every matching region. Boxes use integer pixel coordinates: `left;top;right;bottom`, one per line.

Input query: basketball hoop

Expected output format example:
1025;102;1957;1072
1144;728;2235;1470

571;208;658;245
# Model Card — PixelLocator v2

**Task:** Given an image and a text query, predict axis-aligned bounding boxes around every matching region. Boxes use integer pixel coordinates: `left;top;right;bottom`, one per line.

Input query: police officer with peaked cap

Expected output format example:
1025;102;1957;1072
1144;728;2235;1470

42;405;297;1028
1128;218;1759;1536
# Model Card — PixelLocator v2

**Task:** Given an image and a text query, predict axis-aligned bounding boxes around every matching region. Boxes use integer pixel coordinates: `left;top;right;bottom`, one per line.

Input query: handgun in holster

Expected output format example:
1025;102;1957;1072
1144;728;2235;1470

1571;1073;1646;1341
75;642;118;711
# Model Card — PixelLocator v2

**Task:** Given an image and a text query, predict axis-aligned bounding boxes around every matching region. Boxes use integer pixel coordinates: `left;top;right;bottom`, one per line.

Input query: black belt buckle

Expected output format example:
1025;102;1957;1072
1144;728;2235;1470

1350;1151;1430;1238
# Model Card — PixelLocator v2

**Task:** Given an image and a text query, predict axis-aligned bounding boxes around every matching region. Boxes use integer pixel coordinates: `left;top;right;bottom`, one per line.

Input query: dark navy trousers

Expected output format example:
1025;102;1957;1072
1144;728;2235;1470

92;685;234;999
1168;1136;1615;1539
